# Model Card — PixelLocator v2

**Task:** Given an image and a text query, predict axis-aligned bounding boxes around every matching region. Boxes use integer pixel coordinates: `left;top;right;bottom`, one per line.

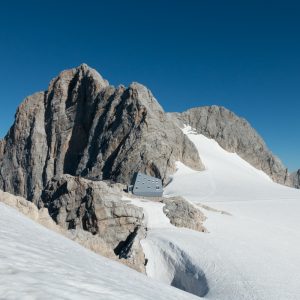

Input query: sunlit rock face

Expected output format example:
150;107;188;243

170;106;292;187
0;64;203;202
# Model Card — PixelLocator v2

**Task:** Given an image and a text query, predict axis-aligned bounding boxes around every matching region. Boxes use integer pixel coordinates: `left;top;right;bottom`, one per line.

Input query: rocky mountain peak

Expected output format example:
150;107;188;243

0;65;203;202
0;64;298;203
128;82;164;112
170;105;291;186
47;63;109;102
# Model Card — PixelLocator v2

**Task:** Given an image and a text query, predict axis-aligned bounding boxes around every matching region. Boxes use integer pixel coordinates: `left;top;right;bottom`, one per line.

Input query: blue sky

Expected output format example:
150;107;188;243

0;0;299;170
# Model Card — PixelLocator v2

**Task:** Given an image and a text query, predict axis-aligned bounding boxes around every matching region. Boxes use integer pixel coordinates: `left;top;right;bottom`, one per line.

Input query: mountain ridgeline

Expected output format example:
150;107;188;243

0;64;202;202
170;106;292;186
0;64;298;203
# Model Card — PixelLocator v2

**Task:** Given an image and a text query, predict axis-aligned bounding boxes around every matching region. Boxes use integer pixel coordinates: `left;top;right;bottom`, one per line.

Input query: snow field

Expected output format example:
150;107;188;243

134;125;300;299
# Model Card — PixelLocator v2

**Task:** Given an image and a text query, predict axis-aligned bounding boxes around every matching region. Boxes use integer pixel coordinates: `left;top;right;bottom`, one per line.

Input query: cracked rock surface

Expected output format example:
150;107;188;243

39;174;146;272
162;196;206;232
170;106;292;186
0;64;203;203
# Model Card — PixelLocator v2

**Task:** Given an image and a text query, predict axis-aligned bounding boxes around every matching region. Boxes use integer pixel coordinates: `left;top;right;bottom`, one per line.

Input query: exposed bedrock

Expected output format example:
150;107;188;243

162;196;206;232
38;174;146;272
170;106;292;186
0;64;203;202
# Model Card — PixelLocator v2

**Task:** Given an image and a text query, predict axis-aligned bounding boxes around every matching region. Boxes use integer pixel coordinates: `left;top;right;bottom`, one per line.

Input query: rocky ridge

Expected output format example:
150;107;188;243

38;174;147;272
0;64;203;203
170;106;292;186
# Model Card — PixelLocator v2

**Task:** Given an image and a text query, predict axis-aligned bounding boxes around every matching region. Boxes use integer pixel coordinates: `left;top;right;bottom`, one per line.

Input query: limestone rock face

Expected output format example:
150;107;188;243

0;140;4;157
171;106;291;186
0;64;203;202
162;197;206;232
0;92;48;201
38;174;146;272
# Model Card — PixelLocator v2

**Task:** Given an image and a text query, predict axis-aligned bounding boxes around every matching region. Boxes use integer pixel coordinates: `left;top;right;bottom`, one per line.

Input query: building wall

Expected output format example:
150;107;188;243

132;173;163;197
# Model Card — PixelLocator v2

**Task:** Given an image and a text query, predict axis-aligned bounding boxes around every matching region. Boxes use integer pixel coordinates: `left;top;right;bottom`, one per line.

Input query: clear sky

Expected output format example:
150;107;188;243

0;0;299;171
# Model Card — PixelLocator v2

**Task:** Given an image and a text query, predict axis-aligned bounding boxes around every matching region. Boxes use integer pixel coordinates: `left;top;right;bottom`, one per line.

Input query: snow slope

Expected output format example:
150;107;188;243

139;126;300;300
2;124;300;299
0;201;200;300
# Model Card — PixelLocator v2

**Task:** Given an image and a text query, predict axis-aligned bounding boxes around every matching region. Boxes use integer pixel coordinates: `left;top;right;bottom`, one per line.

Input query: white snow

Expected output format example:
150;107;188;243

0;201;200;300
162;126;300;299
134;125;300;300
123;196;172;229
123;196;208;298
2;124;300;299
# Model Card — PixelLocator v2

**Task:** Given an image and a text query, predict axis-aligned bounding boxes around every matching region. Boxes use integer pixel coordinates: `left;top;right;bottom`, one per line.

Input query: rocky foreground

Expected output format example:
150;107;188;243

0;181;206;273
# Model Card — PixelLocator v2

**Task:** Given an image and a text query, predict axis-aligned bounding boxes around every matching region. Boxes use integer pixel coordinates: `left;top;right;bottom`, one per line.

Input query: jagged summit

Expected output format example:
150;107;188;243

48;63;109;97
0;65;203;202
0;64;298;204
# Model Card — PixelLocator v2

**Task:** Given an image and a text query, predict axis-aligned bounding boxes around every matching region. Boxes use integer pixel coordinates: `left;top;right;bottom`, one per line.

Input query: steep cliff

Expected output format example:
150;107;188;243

0;64;203;202
0;64;297;201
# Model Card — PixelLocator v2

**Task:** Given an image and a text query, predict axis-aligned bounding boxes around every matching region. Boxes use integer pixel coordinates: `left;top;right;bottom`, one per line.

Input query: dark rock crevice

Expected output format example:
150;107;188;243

38;174;146;272
114;226;139;259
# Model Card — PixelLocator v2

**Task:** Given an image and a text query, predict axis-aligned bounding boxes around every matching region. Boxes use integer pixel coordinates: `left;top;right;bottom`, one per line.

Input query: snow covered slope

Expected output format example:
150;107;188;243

2;124;300;299
0;201;199;300
139;126;300;300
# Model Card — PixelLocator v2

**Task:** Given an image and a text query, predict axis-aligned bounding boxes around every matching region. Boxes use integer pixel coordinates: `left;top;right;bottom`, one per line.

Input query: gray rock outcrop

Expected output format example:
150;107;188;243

162;197;206;232
0;64;203;202
171;106;291;186
291;170;300;189
38;174;146;272
1;63;296;198
0;187;144;271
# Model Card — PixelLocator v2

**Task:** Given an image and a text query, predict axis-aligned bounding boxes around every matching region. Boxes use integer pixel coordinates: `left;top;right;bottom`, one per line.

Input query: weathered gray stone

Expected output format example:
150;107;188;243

162;196;206;232
170;106;292;186
0;92;48;201
0;64;203;202
1;64;298;196
38;174;146;272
